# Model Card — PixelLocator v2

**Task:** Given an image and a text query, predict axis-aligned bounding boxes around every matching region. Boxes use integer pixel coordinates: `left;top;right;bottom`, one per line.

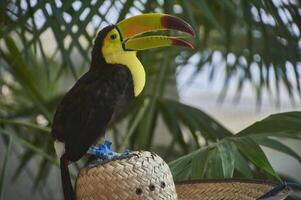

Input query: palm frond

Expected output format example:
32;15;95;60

169;111;301;181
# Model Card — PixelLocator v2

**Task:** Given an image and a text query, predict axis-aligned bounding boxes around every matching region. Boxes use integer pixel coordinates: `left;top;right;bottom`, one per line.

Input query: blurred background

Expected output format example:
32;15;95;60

0;0;301;199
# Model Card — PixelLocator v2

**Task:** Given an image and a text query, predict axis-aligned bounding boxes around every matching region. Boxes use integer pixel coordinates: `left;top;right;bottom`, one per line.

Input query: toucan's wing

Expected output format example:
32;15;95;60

52;65;134;161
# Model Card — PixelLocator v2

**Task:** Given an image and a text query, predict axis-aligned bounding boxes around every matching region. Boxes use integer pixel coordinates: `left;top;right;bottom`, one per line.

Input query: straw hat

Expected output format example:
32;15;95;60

76;151;177;200
75;151;290;200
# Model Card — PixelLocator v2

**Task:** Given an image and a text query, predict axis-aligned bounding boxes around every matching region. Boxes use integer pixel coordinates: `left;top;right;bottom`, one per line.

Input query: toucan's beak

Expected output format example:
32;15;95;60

117;13;195;50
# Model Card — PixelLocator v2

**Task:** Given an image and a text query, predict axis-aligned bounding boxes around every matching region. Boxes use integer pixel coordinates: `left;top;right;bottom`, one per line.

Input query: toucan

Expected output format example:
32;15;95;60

51;13;195;200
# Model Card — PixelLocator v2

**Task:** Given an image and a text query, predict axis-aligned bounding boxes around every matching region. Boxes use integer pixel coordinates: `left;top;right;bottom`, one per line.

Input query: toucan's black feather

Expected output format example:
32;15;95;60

52;64;134;160
51;25;134;200
91;25;116;68
52;64;134;161
53;66;134;200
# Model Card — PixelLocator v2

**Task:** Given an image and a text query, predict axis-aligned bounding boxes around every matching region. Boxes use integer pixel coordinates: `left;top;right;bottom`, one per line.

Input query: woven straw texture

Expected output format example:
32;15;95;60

176;179;289;200
75;151;177;200
76;151;290;200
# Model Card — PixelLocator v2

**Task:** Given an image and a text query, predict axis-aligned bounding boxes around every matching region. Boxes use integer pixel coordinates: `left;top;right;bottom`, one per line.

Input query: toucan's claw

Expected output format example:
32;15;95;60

87;140;131;167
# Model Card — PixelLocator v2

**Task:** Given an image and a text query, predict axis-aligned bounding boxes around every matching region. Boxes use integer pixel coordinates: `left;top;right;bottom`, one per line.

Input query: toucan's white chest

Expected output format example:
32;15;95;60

104;51;145;96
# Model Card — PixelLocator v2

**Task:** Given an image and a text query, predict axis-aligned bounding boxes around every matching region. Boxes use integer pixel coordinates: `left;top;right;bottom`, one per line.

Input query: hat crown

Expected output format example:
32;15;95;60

76;151;177;200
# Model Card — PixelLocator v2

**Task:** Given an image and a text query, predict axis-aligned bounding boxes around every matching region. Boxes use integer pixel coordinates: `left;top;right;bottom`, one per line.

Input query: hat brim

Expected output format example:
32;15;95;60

175;179;290;200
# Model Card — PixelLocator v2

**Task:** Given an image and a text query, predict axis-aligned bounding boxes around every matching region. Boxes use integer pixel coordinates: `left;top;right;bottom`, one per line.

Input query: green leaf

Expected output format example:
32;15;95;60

232;146;253;178
158;100;188;153
0;119;50;134
206;148;223;178
34;158;51;190
0;135;12;200
194;0;223;32
216;1;238;18
233;136;280;180
169;153;192;181
256;137;301;164
118;98;150;151
191;148;209;179
136;99;158;149
12;149;35;181
163;99;233;140
117;0;134;22
237;112;301;138
0;129;57;165
2;37;51;121
137;55;171;149
217;140;235;178
174;164;191;181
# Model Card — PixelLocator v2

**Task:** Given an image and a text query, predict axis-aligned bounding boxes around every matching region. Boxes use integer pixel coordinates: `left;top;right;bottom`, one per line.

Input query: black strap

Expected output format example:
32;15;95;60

60;155;74;200
257;181;301;200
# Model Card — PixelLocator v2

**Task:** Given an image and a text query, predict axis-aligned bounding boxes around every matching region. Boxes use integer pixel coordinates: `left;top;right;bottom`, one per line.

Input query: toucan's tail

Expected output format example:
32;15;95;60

60;155;74;200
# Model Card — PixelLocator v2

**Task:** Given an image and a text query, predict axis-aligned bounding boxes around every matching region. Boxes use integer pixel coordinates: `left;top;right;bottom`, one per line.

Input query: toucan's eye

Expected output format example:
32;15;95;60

110;34;117;40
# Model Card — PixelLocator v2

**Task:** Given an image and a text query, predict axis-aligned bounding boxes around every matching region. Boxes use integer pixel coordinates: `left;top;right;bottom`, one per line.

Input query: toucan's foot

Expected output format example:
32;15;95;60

87;140;131;167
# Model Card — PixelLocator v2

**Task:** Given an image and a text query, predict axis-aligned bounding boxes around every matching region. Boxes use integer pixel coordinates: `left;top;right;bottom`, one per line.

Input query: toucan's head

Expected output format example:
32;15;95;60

92;13;195;96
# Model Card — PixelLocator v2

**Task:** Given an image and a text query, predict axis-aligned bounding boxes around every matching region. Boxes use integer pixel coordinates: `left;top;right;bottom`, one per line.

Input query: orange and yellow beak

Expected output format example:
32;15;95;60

117;13;195;51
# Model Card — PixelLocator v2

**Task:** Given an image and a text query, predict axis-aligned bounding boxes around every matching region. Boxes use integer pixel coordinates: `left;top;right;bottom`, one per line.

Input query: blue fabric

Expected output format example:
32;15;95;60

87;140;129;160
